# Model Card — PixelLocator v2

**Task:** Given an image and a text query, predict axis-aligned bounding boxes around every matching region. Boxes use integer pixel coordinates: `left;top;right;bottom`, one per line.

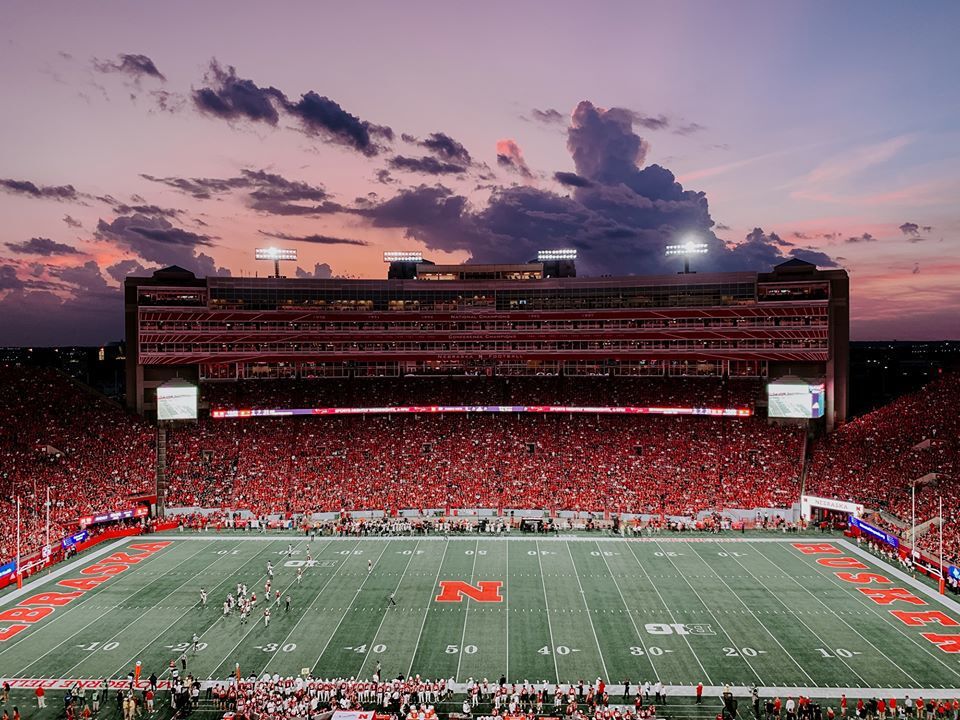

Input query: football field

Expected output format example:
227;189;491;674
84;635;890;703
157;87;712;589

2;533;959;696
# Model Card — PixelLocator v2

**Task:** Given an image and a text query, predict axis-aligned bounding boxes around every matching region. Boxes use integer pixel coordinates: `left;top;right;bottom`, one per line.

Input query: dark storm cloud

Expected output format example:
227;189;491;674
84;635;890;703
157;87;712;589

106;258;149;282
354;100;838;276
389;155;467;175
62;214;83;228
93;53;166;82
95;214;229;277
282;91;392;155
787;247;838;267
5;237;83;256
553;171;592;188
295;263;333;279
257;229;368;246
419;132;472;164
191;60;391;155
845;233;877;244
0;179;81;202
530;108;565;125
192;60;285;124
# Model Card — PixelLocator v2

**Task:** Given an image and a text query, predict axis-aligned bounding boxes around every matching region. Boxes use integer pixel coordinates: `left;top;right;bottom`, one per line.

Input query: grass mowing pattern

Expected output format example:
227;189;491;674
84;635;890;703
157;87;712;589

1;535;958;692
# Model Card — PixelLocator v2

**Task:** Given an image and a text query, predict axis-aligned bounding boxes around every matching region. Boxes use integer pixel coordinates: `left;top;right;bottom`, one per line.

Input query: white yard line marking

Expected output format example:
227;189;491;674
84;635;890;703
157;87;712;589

260;539;354;675
358;539;421;676
453;539;477;682
593;541;659;682
308;541;392;671
534;539;561;683
5;541;206;673
563;541;609;681
682;541;816;686
405;540;450;678
624;541;712;684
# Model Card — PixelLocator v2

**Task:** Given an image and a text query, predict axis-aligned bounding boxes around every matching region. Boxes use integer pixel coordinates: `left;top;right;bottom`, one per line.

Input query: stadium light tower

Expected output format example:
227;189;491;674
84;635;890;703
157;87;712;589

665;236;709;274
255;247;297;278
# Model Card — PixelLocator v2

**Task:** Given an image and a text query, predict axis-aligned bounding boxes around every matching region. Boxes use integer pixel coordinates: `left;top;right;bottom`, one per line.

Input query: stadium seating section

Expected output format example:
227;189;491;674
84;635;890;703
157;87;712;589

1;367;956;566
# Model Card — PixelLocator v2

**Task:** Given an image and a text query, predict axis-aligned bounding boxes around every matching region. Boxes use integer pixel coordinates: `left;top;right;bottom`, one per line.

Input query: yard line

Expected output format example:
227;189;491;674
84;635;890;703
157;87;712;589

504;538;509;679
206;539;318;679
534;539;560;683
681;541;816;686
624;541;713;684
260;539;356;675
764;541;960;684
718;542;888;686
8;541;212;675
452;539;478;682
360;539;421;676
564;541;609;682
405;539;450;678
308;541;393;671
593;541;659;682
107;538;289;679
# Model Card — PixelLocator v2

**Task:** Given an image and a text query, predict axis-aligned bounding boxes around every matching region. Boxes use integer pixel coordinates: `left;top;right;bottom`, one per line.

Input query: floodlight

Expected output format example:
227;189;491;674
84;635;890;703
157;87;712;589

383;251;423;263
537;249;578;261
255;247;297;277
665;236;709;273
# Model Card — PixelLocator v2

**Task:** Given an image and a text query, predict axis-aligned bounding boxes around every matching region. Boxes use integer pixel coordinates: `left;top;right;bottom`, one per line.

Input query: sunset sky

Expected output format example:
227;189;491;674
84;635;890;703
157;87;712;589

1;1;958;344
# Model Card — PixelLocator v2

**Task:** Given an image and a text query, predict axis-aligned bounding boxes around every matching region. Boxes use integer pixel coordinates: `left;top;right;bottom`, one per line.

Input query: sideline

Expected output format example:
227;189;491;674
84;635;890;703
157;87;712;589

145;533;819;544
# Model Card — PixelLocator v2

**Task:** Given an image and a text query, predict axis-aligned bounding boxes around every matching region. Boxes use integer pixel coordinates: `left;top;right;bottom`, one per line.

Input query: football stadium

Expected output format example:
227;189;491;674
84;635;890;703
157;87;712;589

1;253;958;720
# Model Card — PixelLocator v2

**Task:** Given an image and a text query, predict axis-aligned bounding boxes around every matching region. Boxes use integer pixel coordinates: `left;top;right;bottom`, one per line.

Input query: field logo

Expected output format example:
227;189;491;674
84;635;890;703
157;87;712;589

645;622;714;635
435;580;503;603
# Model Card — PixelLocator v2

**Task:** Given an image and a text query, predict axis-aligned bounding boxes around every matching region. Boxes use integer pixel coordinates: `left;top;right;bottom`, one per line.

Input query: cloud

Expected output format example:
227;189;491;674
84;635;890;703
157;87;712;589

626;111;669;131
0;178;81;202
375;169;395;185
789;247;838;268
715;223;731;232
141;168;341;215
913;262;920;275
496;139;533;178
257;229;368;246
389;155;467;175
282;91;392;155
5;237;83;256
674;122;706;135
95;213;229;276
898;222;920;236
845;233;877;244
62;214;82;228
112;203;183;218
418;132;472;164
295;263;333;279
553;171;592;188
530;108;565;125
93;53;166;82
353;100;839;277
106;258;149;282
192;60;285;125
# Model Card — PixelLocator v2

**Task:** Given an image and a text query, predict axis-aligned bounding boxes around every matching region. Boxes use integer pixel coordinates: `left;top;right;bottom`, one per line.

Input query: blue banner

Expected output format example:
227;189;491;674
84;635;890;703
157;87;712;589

850;516;899;548
61;530;89;549
949;565;960;581
0;560;16;581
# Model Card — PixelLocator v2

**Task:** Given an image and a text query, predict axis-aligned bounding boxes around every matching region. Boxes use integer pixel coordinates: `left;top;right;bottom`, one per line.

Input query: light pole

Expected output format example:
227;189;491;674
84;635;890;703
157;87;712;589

665;237;709;274
255;247;297;278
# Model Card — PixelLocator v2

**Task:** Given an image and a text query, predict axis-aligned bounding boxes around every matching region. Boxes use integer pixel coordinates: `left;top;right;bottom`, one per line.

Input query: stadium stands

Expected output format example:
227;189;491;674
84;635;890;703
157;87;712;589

0;367;154;560
806;371;960;564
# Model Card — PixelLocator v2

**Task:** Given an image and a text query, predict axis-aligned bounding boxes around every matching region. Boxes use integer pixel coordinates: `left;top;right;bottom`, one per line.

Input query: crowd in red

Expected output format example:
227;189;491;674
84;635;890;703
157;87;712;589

166;411;803;516
0;367;154;561
3;366;956;570
806;371;960;565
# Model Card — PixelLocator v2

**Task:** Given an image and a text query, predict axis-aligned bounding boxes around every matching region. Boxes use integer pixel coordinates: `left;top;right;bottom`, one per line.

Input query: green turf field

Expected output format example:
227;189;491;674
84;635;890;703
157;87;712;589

1;534;958;695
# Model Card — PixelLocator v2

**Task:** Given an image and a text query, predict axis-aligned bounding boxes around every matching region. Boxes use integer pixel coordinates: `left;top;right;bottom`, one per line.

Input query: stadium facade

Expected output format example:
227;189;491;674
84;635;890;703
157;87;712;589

125;255;849;428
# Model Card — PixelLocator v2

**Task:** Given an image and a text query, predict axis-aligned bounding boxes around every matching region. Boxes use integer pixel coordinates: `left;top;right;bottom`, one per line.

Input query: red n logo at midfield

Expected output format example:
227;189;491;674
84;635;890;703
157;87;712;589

435;580;503;603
